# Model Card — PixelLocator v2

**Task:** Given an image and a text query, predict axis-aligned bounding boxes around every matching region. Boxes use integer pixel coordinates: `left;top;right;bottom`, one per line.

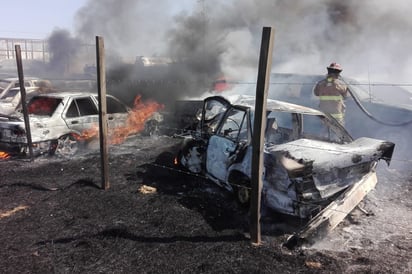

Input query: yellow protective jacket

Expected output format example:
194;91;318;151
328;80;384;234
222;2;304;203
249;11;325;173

314;74;348;120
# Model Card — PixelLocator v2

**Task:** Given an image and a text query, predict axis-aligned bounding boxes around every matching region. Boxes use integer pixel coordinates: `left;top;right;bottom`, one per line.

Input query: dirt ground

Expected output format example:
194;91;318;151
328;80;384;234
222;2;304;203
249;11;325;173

0;135;411;273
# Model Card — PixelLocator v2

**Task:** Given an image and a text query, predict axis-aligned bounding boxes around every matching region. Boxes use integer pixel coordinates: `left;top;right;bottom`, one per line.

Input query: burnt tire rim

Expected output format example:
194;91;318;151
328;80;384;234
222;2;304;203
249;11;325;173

236;185;250;205
55;135;78;157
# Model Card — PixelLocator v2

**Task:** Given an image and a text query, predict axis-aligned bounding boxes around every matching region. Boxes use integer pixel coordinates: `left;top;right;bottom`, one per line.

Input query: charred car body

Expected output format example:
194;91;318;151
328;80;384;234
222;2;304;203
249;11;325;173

176;95;394;218
0;77;52;115
0;92;130;156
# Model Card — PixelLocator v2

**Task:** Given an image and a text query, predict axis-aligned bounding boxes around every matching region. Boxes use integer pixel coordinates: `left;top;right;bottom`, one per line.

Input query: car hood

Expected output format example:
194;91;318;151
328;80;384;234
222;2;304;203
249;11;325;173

266;137;395;198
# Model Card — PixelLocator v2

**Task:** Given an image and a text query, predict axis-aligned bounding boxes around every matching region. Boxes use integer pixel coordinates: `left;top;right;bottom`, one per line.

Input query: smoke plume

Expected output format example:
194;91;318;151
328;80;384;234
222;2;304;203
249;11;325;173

68;1;412;96
47;29;83;77
41;0;412;115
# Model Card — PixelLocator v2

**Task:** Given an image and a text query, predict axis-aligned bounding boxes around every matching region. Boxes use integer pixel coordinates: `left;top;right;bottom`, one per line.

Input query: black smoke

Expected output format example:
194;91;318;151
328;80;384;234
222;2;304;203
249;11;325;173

71;0;221;106
47;29;82;78
42;1;412;108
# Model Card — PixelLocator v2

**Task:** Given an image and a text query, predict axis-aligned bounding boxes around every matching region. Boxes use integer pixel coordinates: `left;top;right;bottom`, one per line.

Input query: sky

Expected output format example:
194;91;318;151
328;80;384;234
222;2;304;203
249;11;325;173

0;0;194;39
0;0;89;39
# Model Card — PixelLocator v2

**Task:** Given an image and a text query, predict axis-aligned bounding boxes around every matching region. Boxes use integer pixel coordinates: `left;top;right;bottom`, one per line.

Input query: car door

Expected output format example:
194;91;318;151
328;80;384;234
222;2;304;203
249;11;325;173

63;96;99;135
106;96;129;128
206;107;248;181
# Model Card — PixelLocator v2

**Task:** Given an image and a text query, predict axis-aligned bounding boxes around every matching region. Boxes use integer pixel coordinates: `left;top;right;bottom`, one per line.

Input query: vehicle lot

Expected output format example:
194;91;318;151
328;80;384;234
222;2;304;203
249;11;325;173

0;76;410;273
0;135;411;273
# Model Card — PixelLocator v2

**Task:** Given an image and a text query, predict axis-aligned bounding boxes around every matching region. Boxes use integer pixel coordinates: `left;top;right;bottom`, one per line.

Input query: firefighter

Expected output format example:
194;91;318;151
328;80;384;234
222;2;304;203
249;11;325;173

314;62;348;126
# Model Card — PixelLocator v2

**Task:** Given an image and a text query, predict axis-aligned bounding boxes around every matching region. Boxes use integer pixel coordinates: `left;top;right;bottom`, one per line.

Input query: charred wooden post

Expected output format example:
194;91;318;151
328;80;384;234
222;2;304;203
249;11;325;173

15;45;34;160
250;27;275;245
96;36;110;190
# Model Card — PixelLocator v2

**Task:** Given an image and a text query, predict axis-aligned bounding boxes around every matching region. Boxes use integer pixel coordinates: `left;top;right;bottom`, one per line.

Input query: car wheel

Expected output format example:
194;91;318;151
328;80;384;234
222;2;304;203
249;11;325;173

54;134;79;157
179;146;203;173
234;178;251;207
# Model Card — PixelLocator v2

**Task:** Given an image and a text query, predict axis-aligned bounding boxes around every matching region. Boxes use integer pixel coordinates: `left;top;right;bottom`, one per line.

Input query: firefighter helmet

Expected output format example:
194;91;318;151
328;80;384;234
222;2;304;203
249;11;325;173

327;62;343;72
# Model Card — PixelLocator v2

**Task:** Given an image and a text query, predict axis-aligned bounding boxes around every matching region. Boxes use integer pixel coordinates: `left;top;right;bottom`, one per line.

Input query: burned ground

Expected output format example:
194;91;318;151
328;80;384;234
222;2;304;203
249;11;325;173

0;135;411;273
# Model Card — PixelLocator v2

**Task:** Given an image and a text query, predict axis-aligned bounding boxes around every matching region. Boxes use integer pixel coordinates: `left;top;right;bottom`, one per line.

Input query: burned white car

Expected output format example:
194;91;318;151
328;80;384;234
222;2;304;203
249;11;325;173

0;77;52;115
0;91;130;157
176;95;395;219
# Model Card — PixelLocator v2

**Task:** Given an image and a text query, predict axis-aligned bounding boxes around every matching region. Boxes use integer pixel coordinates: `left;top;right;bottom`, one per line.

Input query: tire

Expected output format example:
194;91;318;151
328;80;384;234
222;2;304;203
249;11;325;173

53;134;79;157
233;178;251;207
178;140;205;174
179;146;203;174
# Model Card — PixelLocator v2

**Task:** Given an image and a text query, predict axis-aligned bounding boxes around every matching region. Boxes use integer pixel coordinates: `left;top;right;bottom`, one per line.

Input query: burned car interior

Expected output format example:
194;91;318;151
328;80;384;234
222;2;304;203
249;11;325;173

201;95;352;146
28;97;62;116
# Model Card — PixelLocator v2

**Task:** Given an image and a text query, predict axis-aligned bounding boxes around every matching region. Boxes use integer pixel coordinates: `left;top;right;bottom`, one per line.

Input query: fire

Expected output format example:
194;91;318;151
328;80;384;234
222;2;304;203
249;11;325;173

110;95;164;144
78;95;163;144
212;76;231;93
0;151;10;160
79;124;99;140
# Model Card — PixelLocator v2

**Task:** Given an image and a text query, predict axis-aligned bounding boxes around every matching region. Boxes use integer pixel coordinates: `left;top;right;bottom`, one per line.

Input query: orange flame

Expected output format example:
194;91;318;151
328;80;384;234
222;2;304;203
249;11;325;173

110;95;164;144
0;151;10;159
79;125;99;141
78;95;164;144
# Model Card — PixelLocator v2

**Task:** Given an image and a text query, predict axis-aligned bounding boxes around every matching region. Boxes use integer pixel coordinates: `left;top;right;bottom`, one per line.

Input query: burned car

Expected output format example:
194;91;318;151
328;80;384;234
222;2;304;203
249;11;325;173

0;91;130;157
0;77;52;115
175;95;394;219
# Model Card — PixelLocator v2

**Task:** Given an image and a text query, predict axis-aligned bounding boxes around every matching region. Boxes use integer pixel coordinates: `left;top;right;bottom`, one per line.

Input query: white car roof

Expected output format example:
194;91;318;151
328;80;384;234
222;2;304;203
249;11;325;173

35;91;97;98
220;93;323;115
1;77;41;82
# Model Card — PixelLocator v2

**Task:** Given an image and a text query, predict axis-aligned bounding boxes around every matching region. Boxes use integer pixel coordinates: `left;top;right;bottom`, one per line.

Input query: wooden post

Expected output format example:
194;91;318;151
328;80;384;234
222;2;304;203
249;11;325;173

250;27;275;245
95;36;110;190
15;45;34;160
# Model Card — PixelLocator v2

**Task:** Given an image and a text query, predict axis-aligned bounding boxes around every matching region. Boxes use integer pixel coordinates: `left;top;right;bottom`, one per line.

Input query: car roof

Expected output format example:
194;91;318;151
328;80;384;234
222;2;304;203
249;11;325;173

34;91;97;98
218;93;323;115
34;91;121;100
1;77;41;82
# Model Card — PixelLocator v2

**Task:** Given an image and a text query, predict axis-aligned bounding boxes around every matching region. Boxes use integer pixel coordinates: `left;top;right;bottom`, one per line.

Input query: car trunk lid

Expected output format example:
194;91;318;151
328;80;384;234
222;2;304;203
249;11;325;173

266;137;395;198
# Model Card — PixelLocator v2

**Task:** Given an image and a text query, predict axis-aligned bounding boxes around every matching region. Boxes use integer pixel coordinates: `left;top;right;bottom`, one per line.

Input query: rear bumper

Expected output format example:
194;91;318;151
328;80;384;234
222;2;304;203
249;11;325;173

0;140;53;156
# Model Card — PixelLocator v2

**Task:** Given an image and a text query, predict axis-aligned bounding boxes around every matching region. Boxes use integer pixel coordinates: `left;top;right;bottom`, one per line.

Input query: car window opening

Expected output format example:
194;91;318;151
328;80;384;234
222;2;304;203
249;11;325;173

28;97;62;116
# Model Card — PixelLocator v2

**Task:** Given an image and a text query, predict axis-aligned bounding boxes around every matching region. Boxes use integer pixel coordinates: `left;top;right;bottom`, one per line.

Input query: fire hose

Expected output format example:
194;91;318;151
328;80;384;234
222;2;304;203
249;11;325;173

343;79;412;127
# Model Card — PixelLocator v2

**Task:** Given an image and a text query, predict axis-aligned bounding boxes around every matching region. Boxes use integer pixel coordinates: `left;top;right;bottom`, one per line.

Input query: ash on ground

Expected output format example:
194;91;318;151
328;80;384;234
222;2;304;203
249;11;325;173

0;135;411;273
